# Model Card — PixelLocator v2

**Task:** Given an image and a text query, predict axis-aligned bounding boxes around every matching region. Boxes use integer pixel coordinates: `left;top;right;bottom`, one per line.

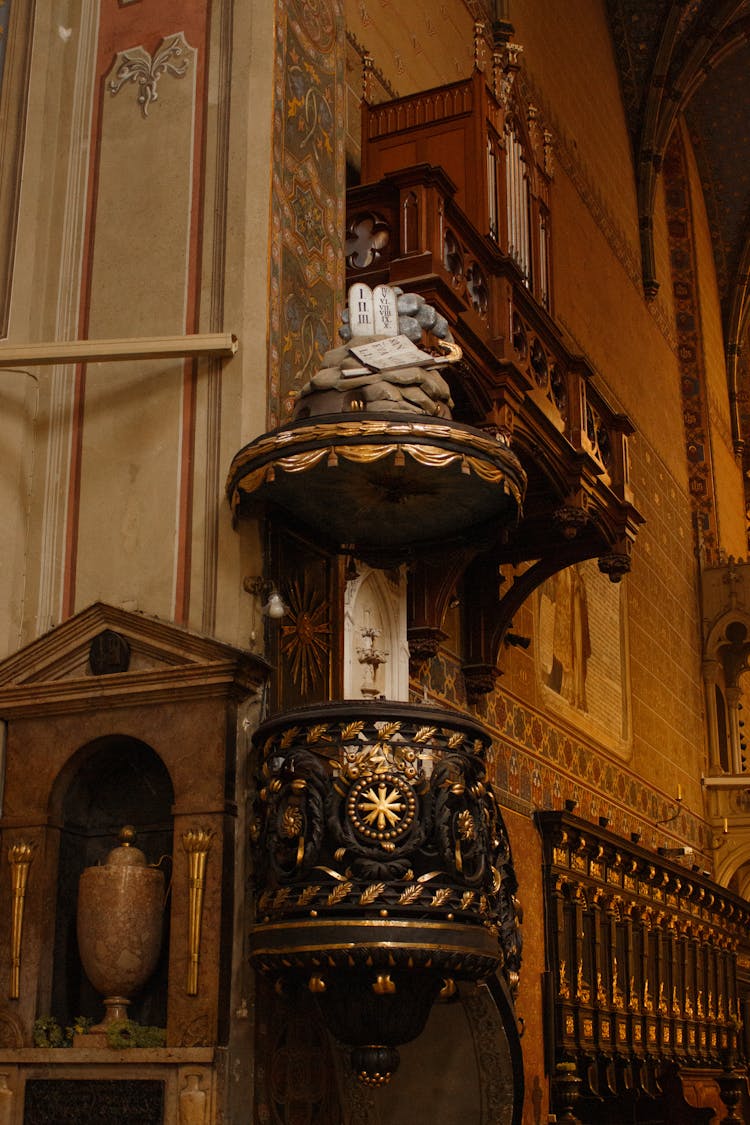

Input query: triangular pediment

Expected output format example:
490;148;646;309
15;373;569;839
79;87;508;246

0;603;267;698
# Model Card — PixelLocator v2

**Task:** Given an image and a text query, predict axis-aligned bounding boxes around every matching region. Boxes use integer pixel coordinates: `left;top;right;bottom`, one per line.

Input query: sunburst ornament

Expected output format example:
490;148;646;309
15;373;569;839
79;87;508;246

281;579;331;695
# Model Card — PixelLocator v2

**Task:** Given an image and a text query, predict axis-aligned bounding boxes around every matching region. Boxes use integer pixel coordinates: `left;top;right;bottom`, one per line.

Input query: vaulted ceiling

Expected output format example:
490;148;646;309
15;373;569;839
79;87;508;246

604;0;750;456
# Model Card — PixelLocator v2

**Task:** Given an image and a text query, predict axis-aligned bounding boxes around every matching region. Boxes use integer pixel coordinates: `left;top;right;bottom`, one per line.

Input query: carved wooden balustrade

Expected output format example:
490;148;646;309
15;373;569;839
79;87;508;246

346;164;642;693
537;810;750;1123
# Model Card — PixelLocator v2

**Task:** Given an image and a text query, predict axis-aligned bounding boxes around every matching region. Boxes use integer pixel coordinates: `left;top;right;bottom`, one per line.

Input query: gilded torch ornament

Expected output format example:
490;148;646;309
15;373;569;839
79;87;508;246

8;842;36;1000
183;829;214;996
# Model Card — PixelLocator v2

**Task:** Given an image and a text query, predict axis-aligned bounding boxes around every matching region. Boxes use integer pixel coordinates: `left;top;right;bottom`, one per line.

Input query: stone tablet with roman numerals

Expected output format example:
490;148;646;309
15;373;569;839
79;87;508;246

348;283;374;337
372;284;399;336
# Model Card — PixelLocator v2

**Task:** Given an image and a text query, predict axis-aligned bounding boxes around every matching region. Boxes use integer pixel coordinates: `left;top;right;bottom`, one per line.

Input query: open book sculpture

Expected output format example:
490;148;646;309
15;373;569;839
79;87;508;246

293;283;461;419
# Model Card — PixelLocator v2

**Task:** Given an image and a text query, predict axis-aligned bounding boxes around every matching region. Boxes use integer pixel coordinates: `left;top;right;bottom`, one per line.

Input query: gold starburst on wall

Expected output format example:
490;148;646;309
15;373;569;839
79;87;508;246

281;578;330;694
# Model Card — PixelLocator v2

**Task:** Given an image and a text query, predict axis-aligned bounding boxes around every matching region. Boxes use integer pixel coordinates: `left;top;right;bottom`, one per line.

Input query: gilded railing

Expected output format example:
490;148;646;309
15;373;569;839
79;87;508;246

538;811;749;1096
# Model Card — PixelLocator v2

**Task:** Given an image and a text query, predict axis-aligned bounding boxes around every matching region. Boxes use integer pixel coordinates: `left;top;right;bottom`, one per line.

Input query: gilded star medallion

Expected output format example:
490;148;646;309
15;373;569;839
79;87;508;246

346;772;416;844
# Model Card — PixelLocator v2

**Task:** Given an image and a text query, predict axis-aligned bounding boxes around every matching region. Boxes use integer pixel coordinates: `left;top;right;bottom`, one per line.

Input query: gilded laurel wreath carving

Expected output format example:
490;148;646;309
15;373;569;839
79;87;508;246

253;712;523;984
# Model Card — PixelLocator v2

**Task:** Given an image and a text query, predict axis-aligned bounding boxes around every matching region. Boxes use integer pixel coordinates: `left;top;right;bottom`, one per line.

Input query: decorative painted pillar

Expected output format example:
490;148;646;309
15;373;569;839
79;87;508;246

268;0;345;426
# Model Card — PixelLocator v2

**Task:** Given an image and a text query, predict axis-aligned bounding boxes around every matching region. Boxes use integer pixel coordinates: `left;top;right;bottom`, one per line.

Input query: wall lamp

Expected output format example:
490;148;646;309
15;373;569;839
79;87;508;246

656;785;683;826
243;578;288;648
243;576;288;618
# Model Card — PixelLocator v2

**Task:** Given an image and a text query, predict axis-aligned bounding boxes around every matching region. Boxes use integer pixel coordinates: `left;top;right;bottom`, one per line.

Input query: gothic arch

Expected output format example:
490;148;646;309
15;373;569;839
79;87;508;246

344;564;409;700
714;840;750;895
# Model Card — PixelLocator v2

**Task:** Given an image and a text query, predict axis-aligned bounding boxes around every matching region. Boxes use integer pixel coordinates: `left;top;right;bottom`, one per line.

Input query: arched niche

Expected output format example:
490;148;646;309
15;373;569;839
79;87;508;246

344;565;409;701
703;611;750;774
338;979;522;1123
48;735;174;1029
715;839;750;897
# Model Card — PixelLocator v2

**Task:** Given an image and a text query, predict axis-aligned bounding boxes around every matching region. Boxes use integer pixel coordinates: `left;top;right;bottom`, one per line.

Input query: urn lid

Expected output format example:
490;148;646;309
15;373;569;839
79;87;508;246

104;825;147;868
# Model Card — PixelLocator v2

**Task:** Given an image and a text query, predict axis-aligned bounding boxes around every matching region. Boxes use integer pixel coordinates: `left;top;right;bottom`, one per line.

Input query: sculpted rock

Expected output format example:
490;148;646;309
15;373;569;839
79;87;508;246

294;286;459;421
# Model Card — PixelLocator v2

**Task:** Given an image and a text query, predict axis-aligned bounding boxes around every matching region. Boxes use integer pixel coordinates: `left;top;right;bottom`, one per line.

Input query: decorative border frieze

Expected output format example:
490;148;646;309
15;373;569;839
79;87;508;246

420;650;709;855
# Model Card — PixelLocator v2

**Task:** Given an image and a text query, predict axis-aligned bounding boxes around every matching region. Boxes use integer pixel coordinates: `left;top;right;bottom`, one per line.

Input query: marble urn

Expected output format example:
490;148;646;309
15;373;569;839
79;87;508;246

77;825;164;1029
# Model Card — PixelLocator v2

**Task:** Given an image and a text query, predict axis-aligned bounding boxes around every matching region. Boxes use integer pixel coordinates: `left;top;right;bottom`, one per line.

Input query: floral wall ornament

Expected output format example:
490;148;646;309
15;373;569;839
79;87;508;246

8;841;36;1000
109;32;192;118
182;828;214;996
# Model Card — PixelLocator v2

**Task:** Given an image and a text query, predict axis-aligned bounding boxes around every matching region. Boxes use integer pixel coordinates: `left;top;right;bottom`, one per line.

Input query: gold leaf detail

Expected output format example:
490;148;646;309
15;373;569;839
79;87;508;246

297;885;321;906
326;881;353;906
279;726;301;750
306;723;330;744
457;810;476;840
445;730;464;749
313;865;349;881
460;891;475;910
281;806;303;837
273;887;291;909
430;887;453;908
334;848;347;861
402;869;415;881
258;890;273;911
340;721;366;741
479;893;489;915
397;884;424;905
359;882;387;905
262;735;276;756
376;722;401;742
413;725;437;743
416;871;442;883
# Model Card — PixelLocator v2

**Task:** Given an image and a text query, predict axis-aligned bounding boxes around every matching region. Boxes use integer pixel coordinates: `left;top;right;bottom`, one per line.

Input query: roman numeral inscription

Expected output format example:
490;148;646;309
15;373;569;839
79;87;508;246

349;283;374;337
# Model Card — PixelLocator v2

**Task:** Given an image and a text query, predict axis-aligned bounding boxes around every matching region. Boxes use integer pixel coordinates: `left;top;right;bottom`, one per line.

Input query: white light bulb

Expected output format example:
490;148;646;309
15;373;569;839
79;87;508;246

264;592;287;619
